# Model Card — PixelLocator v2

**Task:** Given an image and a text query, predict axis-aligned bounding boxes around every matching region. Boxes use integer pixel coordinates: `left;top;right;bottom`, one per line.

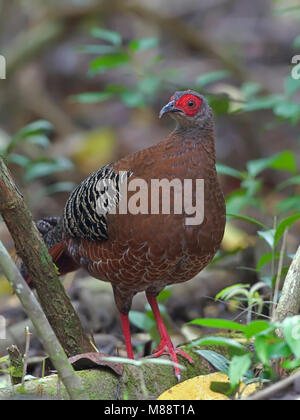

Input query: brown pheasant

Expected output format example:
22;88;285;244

31;91;226;380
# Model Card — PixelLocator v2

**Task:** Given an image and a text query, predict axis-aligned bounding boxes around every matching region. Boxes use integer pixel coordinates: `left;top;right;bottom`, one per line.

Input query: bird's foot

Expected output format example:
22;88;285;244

152;341;194;381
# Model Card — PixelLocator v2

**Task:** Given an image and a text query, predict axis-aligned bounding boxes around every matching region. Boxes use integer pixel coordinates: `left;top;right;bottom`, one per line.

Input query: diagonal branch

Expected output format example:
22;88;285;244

0;155;94;357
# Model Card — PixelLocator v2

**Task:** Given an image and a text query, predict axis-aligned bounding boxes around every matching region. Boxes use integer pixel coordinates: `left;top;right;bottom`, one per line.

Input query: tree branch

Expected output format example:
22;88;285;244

0;156;94;357
274;243;300;322
0;240;88;400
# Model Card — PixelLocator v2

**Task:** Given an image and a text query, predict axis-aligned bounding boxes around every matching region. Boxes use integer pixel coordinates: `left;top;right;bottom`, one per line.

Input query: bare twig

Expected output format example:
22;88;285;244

21;327;31;387
272;230;288;320
0;240;88;400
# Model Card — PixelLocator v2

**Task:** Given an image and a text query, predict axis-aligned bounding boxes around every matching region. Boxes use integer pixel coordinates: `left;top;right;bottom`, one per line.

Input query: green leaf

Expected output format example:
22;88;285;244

129;311;155;331
274;213;300;246
244;321;271;339
120;91;145;108
243;94;283;112
254;335;270;366
247;151;297;177
24;158;74;182
138;76;160;96
196;350;230;373
281;316;300;359
6;153;30;167
276;196;300;213
157;288;172;303
284;75;300;97
42;182;76;195
6;120;53;154
188;318;246;332
216;163;244;179
257;229;275;249
227;213;266;229
274;100;300;123
293;34;300;49
90;52;129;73
229;353;252;388
129;37;159;52
189;336;246;351
215;284;249;301
277;175;300;190
79;45;117;55
195;70;231;87
90;28;122;46
241;82;261;100
69;92;113;104
281;358;300;370
256;251;280;271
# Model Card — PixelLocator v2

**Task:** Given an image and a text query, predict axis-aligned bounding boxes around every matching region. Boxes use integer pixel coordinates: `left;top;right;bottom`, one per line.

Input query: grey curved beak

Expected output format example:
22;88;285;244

159;100;182;119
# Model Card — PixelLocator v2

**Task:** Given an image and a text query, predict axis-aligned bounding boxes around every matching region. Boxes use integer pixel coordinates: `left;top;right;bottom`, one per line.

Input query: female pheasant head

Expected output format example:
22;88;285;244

159;90;212;129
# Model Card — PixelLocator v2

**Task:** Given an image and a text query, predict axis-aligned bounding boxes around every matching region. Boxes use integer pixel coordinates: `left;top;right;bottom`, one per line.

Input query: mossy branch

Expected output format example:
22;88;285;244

0;156;94;356
0;345;230;400
0;240;88;400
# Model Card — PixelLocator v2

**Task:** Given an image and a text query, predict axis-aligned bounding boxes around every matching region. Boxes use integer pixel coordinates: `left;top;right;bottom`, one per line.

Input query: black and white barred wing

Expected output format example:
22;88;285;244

63;165;131;241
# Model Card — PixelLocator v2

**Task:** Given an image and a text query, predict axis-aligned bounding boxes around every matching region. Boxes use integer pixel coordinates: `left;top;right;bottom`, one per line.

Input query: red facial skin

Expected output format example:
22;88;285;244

175;94;202;117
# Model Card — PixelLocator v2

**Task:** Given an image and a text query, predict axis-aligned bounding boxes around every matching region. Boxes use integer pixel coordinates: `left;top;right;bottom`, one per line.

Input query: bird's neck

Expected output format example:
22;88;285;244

166;121;216;164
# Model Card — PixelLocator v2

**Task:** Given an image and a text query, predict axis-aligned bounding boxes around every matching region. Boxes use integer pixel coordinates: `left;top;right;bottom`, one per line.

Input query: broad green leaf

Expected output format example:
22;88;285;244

216;163;244;179
189;336;246;351
90;28;122;46
293;34;300;49
241;82;261;99
42;182;76;195
78;45;117;54
243;94;282;112
69;92;113;104
276;196;300;213
227;213;266;228
274;100;300;122
229;353;252;388
277;175;300;190
120;91;145;108
257;229;275;249
247;151;297;177
188;318;246;332
6;120;53;154
256;252;280;271
90;52;129;73
129;37;159;52
196;350;230;373
244;321;271;339
129;310;155;331
267;341;292;360
6;153;30;167
195;70;231;87
138;76;160;95
254;335;270;366
284;75;300;97
215;284;249;301
25;158;74;181
274;213;300;246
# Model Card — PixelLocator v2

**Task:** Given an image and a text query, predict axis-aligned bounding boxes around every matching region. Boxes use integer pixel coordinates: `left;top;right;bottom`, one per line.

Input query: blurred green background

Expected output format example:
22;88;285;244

0;0;300;366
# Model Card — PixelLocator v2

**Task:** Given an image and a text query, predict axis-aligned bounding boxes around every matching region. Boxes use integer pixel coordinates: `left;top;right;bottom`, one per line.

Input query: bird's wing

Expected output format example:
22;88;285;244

63;164;132;241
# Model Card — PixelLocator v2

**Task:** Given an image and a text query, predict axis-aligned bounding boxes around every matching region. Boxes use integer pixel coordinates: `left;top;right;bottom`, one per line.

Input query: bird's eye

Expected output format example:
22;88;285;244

188;100;195;108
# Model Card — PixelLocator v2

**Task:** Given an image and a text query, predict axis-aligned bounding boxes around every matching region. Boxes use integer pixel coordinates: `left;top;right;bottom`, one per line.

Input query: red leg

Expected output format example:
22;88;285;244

146;293;194;381
119;312;134;359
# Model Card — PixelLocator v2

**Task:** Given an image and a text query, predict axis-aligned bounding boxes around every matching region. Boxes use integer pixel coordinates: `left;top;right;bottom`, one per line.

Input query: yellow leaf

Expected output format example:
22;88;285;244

72;128;116;174
157;372;259;400
222;223;254;251
0;274;13;295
